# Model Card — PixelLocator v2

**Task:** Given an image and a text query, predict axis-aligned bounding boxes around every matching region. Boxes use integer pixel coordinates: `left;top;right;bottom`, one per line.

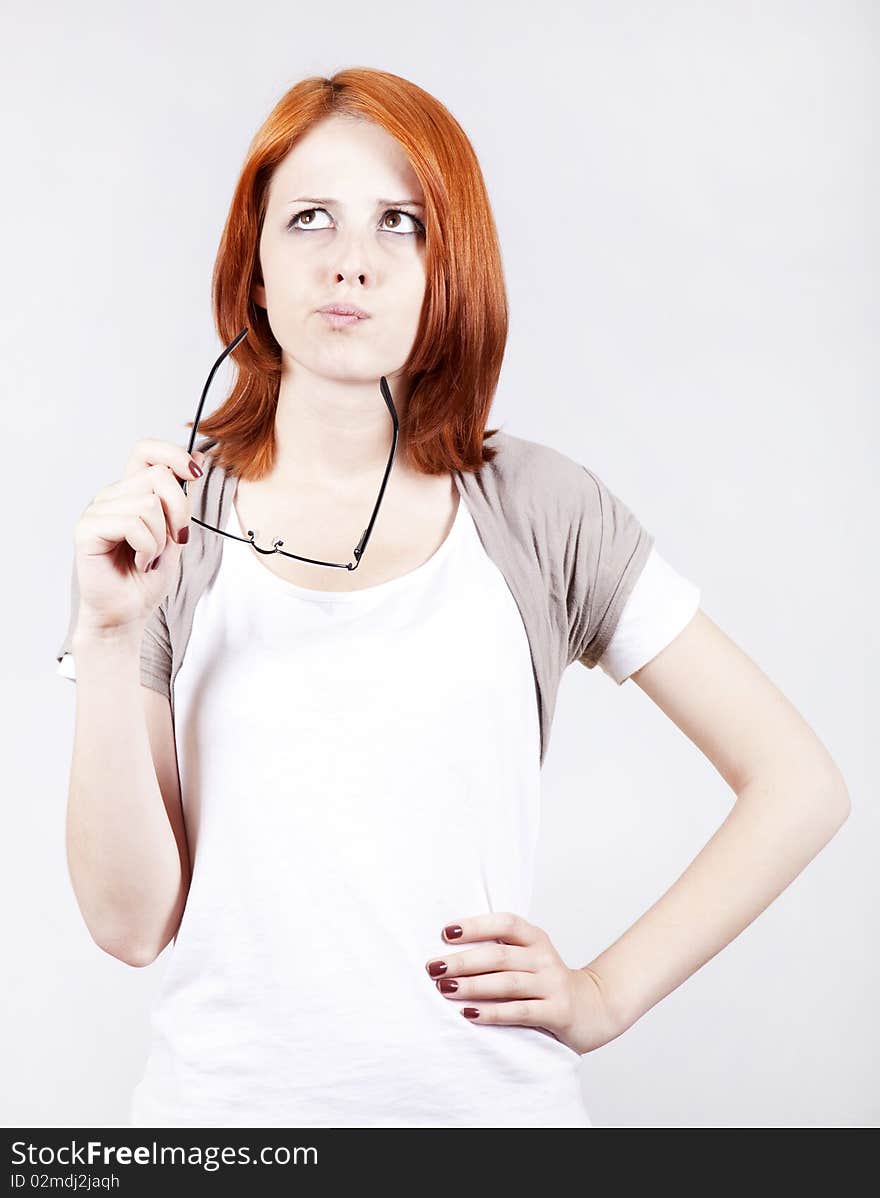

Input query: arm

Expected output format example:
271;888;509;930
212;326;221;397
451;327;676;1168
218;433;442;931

65;627;191;967
582;608;851;1037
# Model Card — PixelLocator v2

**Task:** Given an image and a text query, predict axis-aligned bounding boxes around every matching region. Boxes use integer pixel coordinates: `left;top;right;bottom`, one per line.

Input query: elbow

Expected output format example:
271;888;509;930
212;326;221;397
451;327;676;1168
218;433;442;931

804;768;851;839
122;946;160;969
817;760;852;830
738;760;852;838
94;935;159;969
827;784;851;832
89;906;184;968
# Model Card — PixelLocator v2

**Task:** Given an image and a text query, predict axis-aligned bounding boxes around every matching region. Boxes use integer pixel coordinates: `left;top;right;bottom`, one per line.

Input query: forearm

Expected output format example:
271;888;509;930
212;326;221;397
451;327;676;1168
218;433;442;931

65;628;186;966
584;768;851;1036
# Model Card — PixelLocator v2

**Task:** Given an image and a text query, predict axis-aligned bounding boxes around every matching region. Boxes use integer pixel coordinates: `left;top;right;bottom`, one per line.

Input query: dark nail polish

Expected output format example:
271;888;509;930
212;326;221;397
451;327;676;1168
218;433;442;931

427;960;447;978
462;1008;480;1019
177;527;189;544
444;925;463;939
151;556;161;570
144;559;155;573
189;460;203;478
438;978;458;993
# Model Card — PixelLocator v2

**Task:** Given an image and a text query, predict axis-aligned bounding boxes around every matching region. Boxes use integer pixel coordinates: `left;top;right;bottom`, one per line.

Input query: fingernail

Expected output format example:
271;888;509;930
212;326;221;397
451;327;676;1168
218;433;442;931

427;960;447;978
444;925;463;940
189;460;203;478
177;527;189;544
151;556;161;570
144;558;155;572
462;1008;480;1019
438;979;458;993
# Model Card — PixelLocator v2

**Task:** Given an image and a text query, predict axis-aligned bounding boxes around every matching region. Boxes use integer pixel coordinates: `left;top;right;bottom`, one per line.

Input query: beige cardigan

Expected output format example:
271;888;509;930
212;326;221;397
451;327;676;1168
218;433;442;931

57;428;653;766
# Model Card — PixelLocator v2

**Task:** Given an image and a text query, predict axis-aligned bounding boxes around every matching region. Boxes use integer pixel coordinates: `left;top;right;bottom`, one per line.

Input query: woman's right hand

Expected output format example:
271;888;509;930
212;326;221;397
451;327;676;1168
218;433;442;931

72;439;207;636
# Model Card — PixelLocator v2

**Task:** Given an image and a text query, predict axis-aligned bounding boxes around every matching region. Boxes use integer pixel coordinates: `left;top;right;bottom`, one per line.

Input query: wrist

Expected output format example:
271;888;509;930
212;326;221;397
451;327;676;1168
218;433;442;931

578;963;634;1041
71;621;144;657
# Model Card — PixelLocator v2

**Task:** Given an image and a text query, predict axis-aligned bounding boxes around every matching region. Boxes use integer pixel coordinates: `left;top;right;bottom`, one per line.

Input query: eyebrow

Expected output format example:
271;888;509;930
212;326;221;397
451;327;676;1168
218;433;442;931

287;196;426;210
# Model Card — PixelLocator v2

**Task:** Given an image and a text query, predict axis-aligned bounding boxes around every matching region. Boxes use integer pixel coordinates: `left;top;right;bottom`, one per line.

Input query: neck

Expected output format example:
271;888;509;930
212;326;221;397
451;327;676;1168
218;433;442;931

270;370;410;487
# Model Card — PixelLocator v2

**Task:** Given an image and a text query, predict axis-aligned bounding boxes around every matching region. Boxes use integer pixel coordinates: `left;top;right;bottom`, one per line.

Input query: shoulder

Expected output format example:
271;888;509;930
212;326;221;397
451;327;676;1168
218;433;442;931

484;428;586;478
477;428;606;521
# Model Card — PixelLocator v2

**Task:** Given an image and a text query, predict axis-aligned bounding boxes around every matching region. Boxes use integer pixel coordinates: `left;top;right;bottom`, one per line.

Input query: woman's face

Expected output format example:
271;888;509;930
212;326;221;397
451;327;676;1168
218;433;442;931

252;114;428;386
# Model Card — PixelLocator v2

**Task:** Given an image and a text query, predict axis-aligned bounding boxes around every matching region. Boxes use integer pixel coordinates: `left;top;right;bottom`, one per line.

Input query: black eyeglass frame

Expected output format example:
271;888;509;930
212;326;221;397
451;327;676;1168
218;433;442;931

179;327;400;572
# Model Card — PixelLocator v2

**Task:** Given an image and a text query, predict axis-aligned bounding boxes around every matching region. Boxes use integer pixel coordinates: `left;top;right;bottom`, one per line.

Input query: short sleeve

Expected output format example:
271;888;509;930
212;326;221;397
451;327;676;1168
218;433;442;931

569;466;655;668
596;545;701;684
55;554;172;698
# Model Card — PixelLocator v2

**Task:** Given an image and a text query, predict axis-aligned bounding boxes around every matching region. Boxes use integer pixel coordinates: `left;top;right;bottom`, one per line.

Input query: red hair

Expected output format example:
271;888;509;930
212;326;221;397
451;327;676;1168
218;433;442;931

189;67;505;479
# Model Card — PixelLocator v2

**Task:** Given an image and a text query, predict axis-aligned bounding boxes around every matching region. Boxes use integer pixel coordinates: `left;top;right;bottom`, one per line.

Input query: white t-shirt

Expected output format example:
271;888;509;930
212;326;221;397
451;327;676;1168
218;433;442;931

59;491;699;1128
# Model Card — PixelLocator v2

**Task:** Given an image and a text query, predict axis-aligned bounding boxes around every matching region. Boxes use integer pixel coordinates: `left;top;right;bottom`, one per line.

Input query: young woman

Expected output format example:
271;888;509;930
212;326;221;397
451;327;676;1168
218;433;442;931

57;68;850;1129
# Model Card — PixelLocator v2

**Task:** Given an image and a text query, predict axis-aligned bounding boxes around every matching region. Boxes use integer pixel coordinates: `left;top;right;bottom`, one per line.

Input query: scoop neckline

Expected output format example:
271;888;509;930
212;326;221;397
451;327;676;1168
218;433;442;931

222;482;468;604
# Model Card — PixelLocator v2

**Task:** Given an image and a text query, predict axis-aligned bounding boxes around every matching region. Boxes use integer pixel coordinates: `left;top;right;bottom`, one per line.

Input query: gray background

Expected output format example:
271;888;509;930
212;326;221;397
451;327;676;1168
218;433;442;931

4;0;876;1127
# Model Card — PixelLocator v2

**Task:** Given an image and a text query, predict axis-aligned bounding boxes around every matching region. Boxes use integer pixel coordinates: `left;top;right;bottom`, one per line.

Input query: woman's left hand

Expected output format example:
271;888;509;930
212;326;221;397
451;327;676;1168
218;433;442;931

424;911;622;1056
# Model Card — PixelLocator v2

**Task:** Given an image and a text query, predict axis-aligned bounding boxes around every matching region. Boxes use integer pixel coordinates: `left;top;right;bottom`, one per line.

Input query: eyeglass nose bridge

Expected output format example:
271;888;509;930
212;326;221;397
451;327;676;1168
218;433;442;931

237;526;369;567
243;530;286;556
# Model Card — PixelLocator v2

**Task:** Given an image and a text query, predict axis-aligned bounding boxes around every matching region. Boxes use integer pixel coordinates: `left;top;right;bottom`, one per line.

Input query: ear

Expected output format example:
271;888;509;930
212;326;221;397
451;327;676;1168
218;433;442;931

251;282;267;309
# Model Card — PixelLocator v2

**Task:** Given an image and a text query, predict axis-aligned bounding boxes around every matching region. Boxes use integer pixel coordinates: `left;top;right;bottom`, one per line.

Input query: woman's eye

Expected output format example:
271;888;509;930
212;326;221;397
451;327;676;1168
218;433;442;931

379;210;424;235
286;207;424;236
287;208;332;231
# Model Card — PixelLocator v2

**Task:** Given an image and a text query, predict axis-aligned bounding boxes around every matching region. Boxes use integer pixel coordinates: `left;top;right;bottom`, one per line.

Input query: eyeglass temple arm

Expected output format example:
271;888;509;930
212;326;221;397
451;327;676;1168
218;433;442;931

353;375;400;562
177;328;249;498
184;327;249;461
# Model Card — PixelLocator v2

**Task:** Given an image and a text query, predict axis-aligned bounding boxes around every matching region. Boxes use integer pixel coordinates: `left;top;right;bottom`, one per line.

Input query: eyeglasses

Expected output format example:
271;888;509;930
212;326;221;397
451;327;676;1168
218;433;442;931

179;327;399;571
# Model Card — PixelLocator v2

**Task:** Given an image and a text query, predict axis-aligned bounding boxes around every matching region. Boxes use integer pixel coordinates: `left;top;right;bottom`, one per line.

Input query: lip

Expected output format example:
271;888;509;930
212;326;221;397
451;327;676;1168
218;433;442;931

319;311;367;328
317;303;371;318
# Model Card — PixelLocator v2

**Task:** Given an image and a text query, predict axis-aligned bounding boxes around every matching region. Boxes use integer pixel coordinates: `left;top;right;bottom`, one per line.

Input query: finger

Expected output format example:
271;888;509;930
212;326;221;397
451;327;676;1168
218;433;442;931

456;998;550;1028
121;438;207;485
435;969;548;1002
426;911;541;979
77;509;163;573
441;911;540;949
425;940;533;981
93;463;193;549
88;493;172;573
